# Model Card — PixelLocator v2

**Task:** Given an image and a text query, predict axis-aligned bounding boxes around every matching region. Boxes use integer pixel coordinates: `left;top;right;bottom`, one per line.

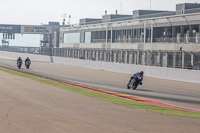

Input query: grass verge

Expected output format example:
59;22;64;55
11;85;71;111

0;67;200;119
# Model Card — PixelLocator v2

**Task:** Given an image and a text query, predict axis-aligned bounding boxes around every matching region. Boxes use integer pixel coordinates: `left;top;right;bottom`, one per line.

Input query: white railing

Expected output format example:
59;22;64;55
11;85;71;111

91;37;200;44
155;37;200;43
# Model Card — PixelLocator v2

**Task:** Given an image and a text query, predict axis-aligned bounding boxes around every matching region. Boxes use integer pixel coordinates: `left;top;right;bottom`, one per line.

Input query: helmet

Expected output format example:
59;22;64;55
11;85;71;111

140;71;144;75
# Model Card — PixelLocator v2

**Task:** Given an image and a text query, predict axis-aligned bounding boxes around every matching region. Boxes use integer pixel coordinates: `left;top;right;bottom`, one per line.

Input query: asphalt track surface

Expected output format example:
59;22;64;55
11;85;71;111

0;58;200;133
0;56;200;111
1;70;200;133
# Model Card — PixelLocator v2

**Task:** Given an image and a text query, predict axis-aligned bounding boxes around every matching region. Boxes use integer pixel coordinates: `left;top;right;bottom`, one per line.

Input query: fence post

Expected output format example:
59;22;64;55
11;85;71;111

182;52;185;68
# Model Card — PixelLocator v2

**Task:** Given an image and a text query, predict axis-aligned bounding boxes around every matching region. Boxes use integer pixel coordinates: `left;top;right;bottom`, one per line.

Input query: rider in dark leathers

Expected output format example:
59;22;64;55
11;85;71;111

129;71;144;85
17;57;22;64
25;57;31;68
25;57;31;64
17;57;23;69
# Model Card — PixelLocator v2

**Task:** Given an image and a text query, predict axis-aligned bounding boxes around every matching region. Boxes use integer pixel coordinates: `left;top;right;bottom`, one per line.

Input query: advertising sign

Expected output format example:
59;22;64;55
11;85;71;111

0;25;21;33
21;25;53;34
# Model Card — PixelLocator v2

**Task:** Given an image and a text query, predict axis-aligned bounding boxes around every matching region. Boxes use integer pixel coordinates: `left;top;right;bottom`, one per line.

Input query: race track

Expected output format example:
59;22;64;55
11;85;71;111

0;56;200;111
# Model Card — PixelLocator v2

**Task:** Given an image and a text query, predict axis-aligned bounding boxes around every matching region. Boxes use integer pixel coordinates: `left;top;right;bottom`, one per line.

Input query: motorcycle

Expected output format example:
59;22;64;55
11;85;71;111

25;60;31;69
17;62;22;69
127;75;142;90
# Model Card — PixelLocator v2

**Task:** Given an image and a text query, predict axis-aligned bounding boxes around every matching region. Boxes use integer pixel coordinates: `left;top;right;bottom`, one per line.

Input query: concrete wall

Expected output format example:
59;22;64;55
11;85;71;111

60;42;200;52
0;51;199;84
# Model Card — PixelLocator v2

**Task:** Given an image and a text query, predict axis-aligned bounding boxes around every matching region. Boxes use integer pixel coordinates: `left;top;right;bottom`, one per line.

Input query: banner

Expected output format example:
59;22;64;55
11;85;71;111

0;25;21;33
21;25;53;34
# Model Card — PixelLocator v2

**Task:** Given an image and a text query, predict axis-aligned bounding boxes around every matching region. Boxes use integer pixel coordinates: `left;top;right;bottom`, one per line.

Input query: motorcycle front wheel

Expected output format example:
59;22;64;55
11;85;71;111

127;84;130;89
133;82;138;90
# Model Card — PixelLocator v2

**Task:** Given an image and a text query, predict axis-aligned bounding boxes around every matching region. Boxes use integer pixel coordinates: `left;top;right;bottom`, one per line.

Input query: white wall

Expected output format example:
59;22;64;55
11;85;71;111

0;51;200;84
60;42;200;52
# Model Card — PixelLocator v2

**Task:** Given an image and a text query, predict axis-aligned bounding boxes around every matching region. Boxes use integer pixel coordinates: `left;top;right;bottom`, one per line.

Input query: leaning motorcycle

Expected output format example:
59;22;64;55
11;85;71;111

127;75;142;90
25;60;31;69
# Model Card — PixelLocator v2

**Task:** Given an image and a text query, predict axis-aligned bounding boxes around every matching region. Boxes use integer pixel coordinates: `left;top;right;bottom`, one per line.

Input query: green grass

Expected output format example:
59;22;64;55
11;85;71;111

0;67;200;119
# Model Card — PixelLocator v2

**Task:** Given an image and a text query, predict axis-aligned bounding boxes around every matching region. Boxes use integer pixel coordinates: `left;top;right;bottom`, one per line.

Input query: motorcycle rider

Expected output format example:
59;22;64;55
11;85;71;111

129;71;144;85
25;57;31;64
17;57;23;69
25;57;31;67
17;57;22;64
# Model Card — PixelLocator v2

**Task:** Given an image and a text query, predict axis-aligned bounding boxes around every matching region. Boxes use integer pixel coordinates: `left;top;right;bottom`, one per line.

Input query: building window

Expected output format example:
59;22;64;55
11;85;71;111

64;32;80;43
85;32;91;43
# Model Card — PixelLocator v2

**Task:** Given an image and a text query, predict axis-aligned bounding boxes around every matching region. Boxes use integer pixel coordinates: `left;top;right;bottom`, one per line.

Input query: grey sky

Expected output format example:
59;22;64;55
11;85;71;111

0;0;200;25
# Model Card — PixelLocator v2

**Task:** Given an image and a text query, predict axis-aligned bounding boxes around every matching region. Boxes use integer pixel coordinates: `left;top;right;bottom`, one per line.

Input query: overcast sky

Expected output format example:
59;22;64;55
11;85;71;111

0;0;200;25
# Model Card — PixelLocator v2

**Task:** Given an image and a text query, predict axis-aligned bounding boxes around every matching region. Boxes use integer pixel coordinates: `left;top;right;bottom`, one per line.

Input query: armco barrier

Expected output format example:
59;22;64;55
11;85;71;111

0;51;200;84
